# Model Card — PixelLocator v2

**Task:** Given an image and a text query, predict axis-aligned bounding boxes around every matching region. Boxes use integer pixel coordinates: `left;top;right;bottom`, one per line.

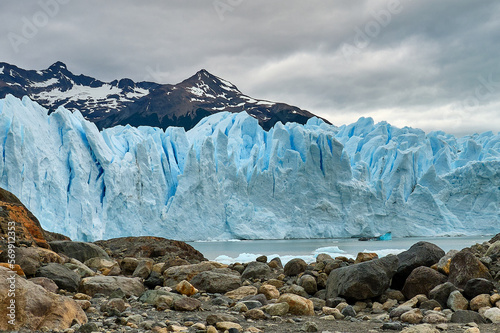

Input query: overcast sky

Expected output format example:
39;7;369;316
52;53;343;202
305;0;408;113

1;0;499;136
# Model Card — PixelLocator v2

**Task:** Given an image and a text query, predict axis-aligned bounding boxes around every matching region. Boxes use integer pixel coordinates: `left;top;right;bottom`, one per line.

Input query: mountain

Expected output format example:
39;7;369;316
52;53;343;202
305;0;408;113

0;61;159;124
0;62;325;131
0;95;498;241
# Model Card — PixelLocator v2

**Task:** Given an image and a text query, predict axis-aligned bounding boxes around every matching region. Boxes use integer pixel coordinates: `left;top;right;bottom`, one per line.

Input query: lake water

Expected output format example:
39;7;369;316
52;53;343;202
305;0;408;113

187;235;492;265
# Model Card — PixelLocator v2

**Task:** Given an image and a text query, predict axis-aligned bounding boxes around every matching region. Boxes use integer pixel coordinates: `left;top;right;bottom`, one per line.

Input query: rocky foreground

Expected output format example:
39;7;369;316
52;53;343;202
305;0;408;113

0;189;500;333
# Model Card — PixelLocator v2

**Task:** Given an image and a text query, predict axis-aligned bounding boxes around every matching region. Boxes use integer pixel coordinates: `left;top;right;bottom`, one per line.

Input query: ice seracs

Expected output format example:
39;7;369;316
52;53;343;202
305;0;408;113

0;95;499;241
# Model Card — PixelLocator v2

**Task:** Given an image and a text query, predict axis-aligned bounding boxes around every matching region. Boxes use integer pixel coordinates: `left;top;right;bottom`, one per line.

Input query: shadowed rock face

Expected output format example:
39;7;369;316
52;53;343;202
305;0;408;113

94;236;206;263
325;255;399;301
0;187;69;250
391;241;445;290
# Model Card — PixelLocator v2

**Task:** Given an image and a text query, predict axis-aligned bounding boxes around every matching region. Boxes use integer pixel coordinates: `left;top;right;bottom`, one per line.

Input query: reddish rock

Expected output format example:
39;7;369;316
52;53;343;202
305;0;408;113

0;263;25;277
0;188;57;250
355;252;378;264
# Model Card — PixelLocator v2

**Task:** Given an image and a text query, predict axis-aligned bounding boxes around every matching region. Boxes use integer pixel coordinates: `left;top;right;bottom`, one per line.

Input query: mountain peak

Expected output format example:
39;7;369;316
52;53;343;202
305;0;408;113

198;69;211;76
48;61;68;71
0;61;326;132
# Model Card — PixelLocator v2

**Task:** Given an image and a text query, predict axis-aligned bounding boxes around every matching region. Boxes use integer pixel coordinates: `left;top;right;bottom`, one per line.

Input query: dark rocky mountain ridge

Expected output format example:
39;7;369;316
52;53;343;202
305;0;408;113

0;62;328;131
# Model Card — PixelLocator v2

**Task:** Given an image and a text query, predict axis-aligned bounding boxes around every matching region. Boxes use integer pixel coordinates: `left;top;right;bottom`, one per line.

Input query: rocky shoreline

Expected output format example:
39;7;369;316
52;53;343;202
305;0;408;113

1;190;500;333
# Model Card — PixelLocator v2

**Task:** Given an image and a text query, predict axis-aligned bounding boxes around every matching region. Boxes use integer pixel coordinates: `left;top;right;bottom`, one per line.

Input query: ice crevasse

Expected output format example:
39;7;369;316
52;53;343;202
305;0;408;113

0;95;499;241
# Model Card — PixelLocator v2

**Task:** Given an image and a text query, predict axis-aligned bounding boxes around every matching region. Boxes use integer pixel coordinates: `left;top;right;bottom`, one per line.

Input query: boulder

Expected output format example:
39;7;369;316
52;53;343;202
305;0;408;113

469;293;491;311
354;252;378;264
49;241;109;263
485;240;500;257
278;293;314;315
268;257;283;269
435;250;458;275
446;290;468;311
392;242;445;289
422;311;447;324
341;305;356;317
244;308;267;320
216;322;242;331
484;307;500;324
450;310;487;324
176;280;198;296
35;263;81;292
79;275;145;297
64;258;95;278
225;286;258;300
173;297;201;311
100;298;129;315
0;266;87;331
259;284;280;300
401;266;447;299
463;278;495;299
84;257;121;276
324;259;345;275
28;277;59;293
256;255;267;263
144;271;164;289
94;236;205;263
280;284;309;298
316;253;333;263
264;302;289;316
241;261;272;280
132;258;154;279
0;263;25;277
190;270;242;293
120;257;139;275
429;282;458;308
243;293;268;306
401;308;423;324
448;249;492;288
299;274;318;295
326;255;399;300
138;289;182;305
284;258;307;276
241;300;263;310
0;246;63;276
419;299;441;311
163;261;225;286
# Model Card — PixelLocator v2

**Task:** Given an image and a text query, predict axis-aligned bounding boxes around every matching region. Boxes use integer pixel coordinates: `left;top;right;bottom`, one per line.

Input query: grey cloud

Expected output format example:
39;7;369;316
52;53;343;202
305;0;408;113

0;0;499;136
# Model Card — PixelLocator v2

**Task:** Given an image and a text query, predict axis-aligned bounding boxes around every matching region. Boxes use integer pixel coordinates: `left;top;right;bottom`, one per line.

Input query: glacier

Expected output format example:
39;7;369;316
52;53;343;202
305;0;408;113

0;94;499;241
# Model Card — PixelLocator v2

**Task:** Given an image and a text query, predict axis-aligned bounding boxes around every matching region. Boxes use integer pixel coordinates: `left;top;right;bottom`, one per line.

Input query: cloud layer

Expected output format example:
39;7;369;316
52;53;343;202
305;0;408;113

1;0;499;136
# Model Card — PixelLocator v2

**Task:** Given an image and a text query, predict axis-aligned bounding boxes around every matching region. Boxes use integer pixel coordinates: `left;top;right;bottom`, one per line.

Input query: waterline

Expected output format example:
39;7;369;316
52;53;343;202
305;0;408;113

188;235;491;265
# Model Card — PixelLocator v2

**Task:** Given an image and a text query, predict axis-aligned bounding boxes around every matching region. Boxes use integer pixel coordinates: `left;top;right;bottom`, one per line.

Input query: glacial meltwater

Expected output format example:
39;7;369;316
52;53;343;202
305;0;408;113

188;235;492;265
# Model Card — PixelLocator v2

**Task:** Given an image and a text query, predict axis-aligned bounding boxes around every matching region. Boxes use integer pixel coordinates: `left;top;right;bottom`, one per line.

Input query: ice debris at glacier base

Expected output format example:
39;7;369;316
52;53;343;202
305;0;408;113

0;95;499;241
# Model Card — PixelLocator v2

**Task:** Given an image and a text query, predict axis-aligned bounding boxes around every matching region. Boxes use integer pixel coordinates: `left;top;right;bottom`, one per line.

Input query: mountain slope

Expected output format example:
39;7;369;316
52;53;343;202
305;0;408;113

0;62;326;130
0;95;498;241
99;69;322;131
0;61;159;123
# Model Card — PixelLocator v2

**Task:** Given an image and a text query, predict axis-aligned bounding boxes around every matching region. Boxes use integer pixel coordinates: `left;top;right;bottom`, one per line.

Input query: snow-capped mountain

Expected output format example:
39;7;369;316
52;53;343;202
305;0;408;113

0;62;323;130
0;61;159;124
1;95;499;241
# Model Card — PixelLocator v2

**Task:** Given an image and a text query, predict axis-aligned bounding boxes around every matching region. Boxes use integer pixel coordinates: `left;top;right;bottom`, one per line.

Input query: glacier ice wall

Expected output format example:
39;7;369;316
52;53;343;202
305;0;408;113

0;95;499;241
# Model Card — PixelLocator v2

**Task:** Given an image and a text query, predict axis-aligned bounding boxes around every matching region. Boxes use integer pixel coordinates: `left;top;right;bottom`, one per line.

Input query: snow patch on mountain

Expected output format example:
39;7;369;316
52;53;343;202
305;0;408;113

0;95;498;241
